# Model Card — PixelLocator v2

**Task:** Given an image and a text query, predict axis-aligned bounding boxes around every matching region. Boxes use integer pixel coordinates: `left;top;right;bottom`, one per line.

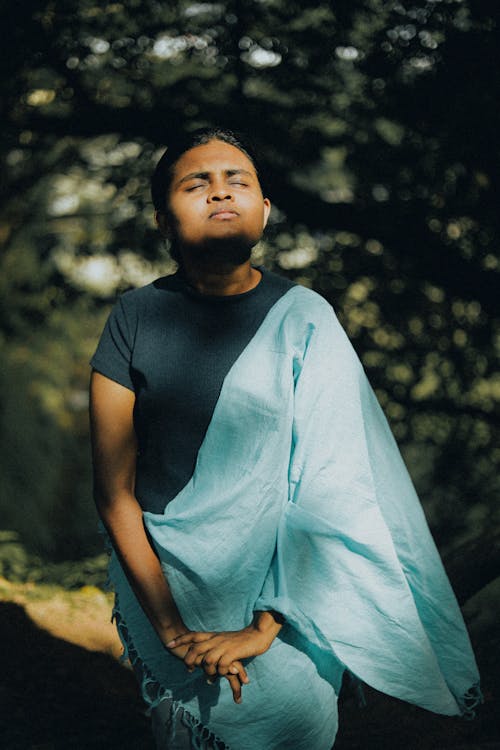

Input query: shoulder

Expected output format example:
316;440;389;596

259;267;334;320
281;283;335;325
259;266;296;294
262;280;344;359
113;272;180;313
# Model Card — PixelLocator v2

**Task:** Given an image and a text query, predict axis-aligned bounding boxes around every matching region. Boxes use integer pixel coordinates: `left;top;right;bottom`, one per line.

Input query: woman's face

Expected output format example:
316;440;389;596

160;139;271;258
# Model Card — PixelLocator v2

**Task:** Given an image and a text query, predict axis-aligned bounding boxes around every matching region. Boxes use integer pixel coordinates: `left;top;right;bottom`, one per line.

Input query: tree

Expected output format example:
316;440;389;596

1;1;498;586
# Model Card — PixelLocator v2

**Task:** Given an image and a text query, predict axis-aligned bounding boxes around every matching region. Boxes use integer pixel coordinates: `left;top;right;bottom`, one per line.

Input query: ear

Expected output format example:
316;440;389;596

155;210;171;238
262;198;271;229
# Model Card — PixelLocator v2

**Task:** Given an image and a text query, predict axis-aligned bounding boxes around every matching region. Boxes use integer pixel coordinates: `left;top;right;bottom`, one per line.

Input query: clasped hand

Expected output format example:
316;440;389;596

165;624;275;704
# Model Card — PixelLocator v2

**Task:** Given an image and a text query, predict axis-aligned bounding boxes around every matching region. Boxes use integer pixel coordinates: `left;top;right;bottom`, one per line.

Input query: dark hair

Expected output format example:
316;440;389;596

151;127;266;214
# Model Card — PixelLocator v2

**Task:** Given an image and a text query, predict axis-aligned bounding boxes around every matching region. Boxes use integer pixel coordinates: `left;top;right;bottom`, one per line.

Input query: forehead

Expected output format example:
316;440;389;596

172;140;257;179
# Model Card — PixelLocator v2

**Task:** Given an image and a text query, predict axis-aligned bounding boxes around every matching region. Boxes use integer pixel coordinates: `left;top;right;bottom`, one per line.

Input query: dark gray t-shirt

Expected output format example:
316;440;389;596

91;267;295;513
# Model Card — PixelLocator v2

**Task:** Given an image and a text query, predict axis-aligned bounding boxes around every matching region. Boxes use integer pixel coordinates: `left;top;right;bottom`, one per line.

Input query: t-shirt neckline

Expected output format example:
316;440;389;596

178;266;266;303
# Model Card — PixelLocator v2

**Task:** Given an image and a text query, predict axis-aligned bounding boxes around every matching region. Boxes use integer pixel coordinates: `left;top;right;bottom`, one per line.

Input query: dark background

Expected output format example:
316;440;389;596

0;1;498;747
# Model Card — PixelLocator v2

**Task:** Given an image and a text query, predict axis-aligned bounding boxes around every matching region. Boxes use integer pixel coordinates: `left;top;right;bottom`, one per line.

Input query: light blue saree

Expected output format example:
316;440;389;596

109;285;480;749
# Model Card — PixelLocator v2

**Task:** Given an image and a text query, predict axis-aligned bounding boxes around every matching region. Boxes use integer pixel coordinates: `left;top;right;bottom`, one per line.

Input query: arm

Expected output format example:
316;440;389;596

89;370;186;644
89;371;249;702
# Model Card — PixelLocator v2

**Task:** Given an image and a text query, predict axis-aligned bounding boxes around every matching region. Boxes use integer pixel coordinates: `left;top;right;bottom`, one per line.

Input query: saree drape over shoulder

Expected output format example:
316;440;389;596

108;285;480;750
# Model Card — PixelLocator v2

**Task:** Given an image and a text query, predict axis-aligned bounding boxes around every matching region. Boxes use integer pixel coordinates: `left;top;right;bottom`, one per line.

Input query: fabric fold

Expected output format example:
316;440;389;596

254;290;480;715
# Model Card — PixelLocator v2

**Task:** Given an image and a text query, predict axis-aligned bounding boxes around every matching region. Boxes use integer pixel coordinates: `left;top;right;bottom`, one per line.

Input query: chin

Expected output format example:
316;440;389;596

181;236;255;267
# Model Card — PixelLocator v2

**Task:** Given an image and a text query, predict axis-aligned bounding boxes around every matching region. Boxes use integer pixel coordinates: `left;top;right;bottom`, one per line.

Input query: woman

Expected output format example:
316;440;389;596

90;128;480;750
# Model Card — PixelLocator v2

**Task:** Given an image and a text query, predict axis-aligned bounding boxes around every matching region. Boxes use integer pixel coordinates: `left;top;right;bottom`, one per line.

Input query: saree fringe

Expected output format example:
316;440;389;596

457;682;483;720
113;600;230;750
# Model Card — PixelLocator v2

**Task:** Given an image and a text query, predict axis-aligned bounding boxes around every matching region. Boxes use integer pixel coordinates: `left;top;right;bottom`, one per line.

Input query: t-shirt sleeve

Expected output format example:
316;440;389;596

90;295;136;391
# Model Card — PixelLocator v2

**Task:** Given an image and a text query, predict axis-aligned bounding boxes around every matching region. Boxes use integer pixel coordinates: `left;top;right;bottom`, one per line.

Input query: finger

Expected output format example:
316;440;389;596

187;647;249;684
193;652;209;669
184;642;217;669
166;632;216;648
225;674;242;704
202;661;218;677
181;644;222;675
216;657;248;682
226;660;249;684
199;649;224;677
184;646;204;669
184;638;222;667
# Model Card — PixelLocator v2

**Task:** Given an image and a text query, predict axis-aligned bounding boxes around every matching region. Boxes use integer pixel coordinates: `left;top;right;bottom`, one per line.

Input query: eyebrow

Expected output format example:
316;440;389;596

176;168;254;187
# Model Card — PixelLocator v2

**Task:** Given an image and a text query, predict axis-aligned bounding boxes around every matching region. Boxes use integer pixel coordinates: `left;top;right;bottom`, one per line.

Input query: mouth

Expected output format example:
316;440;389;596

209;209;239;220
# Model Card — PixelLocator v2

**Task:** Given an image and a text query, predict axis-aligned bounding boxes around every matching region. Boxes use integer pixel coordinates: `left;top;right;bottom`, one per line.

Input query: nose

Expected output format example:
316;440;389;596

208;180;233;202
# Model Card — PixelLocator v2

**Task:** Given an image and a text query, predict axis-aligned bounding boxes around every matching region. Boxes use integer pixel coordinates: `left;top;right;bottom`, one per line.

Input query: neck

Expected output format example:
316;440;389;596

180;259;262;296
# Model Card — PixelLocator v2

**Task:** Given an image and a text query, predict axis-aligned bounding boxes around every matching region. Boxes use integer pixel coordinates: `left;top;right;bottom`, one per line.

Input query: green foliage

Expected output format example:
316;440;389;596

1;0;498;563
0;531;108;589
0;297;106;559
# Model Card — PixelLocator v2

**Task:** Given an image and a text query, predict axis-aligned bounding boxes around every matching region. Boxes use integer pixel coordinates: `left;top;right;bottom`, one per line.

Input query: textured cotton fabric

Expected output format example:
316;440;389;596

97;280;479;750
90;267;294;513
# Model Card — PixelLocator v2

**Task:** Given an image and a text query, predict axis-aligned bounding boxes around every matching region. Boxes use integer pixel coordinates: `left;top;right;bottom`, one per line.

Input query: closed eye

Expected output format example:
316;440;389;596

185;183;206;191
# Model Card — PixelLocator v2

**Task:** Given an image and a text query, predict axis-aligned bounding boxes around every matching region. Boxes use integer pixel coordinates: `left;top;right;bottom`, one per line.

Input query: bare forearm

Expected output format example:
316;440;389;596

96;490;185;642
